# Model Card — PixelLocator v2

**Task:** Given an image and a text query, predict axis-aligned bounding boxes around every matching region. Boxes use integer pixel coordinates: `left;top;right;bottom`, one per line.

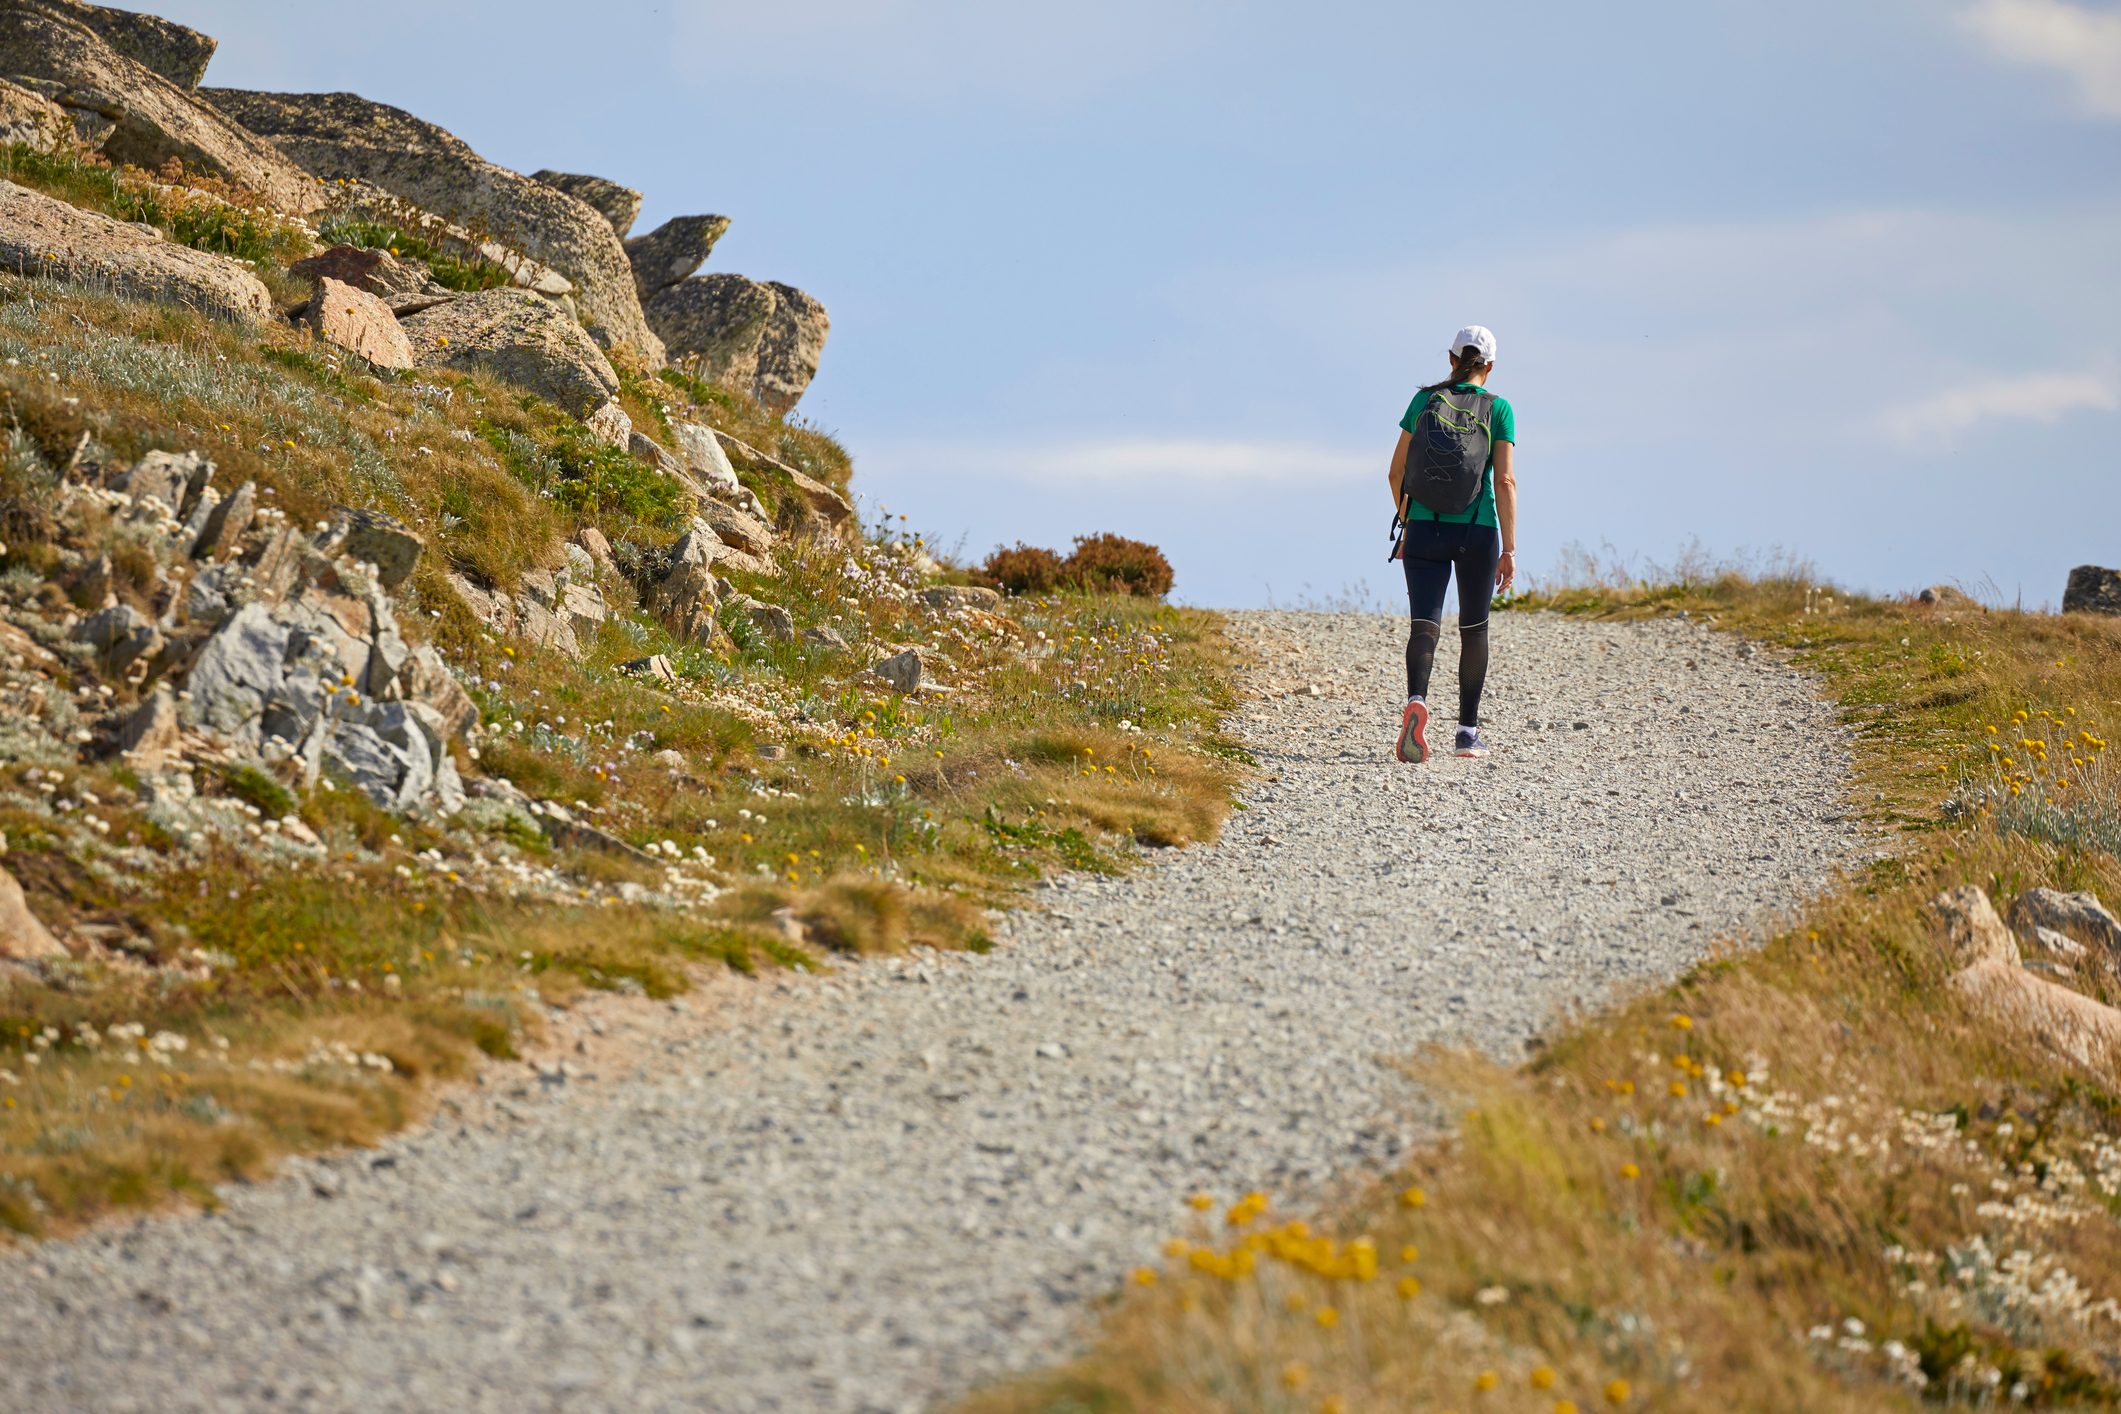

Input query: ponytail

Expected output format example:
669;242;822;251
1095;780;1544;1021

1422;346;1491;394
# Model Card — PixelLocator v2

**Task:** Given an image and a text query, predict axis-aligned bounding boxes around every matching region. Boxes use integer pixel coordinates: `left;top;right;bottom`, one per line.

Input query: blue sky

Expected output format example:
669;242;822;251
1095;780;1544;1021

166;0;2121;608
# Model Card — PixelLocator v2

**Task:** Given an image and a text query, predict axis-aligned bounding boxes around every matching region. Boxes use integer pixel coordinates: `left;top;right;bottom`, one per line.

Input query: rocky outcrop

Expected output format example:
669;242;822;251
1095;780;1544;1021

204;88;663;363
713;428;854;535
1935;886;2121;1076
40;444;475;815
0;861;63;962
695;498;775;561
624;214;729;301
643;529;741;647
72;602;160;678
2010;888;2121;959
731;595;793;643
297;276;414;369
289;244;454;317
400;288;622;427
2063;566;2121;616
183;576;463;814
0;179;273;323
314;506;424;590
400;645;476;740
0;76;70;152
447;559;610;661
670;421;745;501
870;649;922;694
116;683;181;765
521;561;609;642
531;170;641;238
573;526;618;579
118;447;212;516
188;477;255;559
60;0;216;88
646;273;828;414
1936;884;2019;968
0;3;321;212
922;585;1002;615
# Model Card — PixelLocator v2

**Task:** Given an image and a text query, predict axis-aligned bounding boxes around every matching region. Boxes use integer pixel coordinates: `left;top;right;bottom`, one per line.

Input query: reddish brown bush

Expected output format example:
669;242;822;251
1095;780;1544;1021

1063;533;1174;598
980;542;1068;596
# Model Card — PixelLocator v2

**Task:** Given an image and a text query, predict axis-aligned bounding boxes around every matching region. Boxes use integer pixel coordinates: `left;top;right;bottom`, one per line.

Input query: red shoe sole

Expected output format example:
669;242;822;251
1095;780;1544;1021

1395;699;1429;763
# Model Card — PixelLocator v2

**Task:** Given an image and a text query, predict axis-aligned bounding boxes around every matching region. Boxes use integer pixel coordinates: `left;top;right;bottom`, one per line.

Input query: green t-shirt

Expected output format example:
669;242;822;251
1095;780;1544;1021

1398;382;1515;527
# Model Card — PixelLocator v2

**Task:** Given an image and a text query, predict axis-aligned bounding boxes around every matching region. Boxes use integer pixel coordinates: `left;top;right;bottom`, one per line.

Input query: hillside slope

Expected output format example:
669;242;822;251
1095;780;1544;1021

0;609;1861;1410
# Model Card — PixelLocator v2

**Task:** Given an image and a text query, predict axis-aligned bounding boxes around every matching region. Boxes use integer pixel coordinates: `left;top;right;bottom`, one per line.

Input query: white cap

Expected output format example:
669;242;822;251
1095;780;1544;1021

1451;325;1497;364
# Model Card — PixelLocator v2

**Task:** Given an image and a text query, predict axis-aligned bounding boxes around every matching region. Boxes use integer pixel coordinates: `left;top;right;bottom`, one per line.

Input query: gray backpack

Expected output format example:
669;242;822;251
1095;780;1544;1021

1404;385;1497;516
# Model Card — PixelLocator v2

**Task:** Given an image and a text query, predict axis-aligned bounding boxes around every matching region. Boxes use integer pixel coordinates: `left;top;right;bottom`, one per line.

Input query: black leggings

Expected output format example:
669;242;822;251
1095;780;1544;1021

1401;519;1499;725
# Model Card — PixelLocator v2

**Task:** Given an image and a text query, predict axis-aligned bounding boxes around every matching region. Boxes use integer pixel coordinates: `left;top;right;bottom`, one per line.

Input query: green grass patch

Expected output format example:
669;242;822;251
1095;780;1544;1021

1;142;310;270
314;215;514;293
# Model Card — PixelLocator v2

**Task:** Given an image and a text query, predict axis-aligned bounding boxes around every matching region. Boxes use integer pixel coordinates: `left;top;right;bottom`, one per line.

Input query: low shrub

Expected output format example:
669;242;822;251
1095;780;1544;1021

1064;533;1173;598
979;535;1174;598
980;542;1067;596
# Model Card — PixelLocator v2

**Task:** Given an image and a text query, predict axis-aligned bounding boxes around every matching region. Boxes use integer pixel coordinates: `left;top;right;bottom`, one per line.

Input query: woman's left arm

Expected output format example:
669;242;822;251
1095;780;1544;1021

1492;440;1517;589
1387;430;1411;510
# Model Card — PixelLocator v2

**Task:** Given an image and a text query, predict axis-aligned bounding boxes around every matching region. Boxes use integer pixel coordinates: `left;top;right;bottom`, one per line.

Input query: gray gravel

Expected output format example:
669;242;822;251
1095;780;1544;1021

0;611;1863;1413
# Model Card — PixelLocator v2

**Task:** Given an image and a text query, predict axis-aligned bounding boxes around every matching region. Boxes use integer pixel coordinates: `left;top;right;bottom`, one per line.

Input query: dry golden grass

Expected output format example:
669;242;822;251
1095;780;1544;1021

970;579;2121;1413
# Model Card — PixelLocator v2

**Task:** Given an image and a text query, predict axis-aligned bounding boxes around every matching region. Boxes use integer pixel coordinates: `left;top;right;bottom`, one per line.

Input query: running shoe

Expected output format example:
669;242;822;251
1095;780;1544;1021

1453;725;1491;758
1395;697;1429;763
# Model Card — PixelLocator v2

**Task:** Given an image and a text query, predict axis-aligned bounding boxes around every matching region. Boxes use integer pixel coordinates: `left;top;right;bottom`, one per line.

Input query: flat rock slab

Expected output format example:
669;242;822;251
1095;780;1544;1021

0;611;1863;1412
0;178;272;323
400;287;620;420
298;276;414;369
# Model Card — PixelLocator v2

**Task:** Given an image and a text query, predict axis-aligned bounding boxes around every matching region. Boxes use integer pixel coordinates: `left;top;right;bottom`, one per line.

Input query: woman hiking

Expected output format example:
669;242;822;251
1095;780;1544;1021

1387;324;1517;762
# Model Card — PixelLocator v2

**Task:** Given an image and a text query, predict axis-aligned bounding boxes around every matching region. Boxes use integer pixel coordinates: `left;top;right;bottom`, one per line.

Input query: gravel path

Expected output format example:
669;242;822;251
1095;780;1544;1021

0;611;1863;1413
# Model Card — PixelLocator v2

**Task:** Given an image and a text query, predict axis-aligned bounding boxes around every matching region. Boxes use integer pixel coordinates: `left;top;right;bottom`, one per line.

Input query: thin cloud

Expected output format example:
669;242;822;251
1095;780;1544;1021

1878;369;2118;448
866;437;1374;487
1961;0;2121;118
